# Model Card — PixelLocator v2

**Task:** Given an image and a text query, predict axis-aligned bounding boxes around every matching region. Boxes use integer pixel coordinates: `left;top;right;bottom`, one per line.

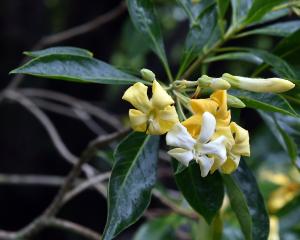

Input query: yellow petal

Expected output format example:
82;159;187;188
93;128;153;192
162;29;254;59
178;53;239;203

182;114;202;138
158;106;179;133
269;216;280;240
221;155;240;174
122;82;151;113
128;109;148;132
151;80;174;109
190;99;218;115
211;90;231;123
230;122;250;156
213;125;235;149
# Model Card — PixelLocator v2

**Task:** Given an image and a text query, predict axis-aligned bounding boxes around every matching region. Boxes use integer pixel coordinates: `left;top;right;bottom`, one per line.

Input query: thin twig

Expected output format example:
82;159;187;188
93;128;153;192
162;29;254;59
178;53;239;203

63;172;111;203
46;218;101;240
20;88;122;130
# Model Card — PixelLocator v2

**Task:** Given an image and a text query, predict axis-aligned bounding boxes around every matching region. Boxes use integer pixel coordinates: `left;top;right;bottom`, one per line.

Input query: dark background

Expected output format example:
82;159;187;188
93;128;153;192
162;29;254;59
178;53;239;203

0;0;285;239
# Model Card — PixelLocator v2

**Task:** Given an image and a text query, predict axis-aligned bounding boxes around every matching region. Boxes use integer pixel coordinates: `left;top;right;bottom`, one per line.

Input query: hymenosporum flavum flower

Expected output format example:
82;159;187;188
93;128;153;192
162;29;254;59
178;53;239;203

222;73;295;93
181;90;250;174
122;79;178;135
166;112;227;177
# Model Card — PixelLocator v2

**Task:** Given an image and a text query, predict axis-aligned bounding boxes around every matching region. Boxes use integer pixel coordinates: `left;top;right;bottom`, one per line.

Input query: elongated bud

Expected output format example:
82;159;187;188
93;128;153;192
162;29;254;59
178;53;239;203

222;73;295;93
140;68;156;82
227;95;246;108
198;75;231;90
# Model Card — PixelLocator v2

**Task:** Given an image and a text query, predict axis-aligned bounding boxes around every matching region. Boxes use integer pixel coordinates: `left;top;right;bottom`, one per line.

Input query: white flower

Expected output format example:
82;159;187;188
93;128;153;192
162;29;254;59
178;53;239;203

166;112;227;177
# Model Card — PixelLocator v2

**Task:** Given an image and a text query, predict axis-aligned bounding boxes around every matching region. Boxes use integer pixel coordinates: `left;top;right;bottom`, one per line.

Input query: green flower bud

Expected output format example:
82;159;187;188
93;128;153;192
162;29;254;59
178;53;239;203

198;75;231;90
140;68;156;82
227;95;246;108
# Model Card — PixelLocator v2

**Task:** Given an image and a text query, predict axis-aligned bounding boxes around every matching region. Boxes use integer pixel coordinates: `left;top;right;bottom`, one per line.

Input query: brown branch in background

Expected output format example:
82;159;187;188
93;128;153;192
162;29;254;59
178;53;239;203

8;1;127;89
20;88;122;130
46;218;101;240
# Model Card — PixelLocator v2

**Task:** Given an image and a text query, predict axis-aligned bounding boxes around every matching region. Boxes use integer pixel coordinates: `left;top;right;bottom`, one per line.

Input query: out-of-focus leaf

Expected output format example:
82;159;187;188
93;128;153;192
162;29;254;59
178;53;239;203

24;46;93;58
178;4;220;76
217;0;230;18
243;0;286;25
237;21;300;38
260;112;300;171
127;0;168;69
102;132;160;240
174;161;224;223
274;29;300;58
254;8;289;25
230;90;298;117
205;52;263;64
10;54;146;85
223;159;269;240
176;0;213;22
133;214;182;240
230;0;253;25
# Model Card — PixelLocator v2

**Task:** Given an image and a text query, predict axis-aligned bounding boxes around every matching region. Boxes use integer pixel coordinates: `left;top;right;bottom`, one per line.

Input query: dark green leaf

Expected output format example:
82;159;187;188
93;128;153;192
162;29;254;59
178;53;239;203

133;214;182;240
230;90;298;117
174;161;224;223
10;54;145;85
217;0;230;18
237;21;300;38
230;0;253;24
223;159;269;240
260;112;300;171
24;46;93;58
243;0;285;25
103;132;160;240
274;29;300;58
127;0;168;68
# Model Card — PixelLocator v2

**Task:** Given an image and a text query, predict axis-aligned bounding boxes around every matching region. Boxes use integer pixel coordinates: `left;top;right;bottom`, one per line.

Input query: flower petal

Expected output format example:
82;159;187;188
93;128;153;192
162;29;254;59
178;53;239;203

230;122;250;156
196;155;214;177
213;125;235;149
168;148;194;166
122;82;151;113
166;123;196;150
151;80;174;109
147;118;162;135
129;109;148;132
201;136;227;161
220;154;240;174
158;106;179;133
210;90;230;122
210;156;226;174
198;112;216;143
182;114;202;138
190;99;218;115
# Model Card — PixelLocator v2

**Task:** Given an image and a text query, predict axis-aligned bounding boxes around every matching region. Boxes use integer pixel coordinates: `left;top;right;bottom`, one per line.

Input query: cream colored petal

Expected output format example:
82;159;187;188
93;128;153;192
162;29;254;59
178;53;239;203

213;125;235;149
196;155;214;177
210;157;226;174
198;112;216;143
201;136;227;161
221;154;240;174
122;82;151;113
230;122;250;156
190;99;218;115
151;80;174;109
147;118;162;135
129;109;148;132
158;106;179;133
166;123;196;150
168;148;194;166
182;114;202;138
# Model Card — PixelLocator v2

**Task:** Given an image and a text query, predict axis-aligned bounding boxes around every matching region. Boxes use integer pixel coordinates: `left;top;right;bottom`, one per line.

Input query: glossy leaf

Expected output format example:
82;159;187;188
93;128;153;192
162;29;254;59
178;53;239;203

230;0;253;24
133;214;182;240
24;46;93;58
230;90;298;117
174;161;224;223
127;0;168;68
260;112;300;171
274;29;300;57
103;132;160;240
223;159;269;240
205;52;263;64
10;54;146;85
217;0;230;18
237;21;300;38
243;0;285;25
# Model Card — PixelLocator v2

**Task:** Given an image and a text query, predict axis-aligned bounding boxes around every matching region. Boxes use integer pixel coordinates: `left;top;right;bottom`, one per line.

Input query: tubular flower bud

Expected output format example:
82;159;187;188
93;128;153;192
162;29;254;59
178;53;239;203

122;79;178;135
227;94;246;108
198;75;231;90
140;68;156;82
222;73;295;93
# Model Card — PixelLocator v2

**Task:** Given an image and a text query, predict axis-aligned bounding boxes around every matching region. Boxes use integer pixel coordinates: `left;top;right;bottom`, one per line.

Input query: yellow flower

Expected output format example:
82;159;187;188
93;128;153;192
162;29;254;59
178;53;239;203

122;80;178;135
182;90;250;174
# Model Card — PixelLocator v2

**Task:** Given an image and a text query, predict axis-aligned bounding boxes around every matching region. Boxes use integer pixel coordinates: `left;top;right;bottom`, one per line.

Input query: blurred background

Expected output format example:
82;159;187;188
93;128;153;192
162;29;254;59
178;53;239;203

0;0;299;239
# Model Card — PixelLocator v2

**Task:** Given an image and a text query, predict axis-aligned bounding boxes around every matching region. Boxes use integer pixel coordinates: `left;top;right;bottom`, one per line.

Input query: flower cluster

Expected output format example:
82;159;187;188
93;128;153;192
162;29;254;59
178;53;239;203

122;69;295;177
